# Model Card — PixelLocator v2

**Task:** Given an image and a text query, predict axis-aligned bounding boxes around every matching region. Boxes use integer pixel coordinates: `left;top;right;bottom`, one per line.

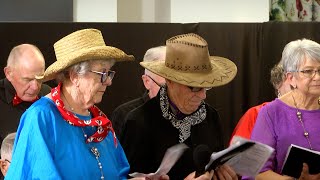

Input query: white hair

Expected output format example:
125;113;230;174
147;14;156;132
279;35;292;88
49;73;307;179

143;46;166;75
281;39;320;73
0;133;16;160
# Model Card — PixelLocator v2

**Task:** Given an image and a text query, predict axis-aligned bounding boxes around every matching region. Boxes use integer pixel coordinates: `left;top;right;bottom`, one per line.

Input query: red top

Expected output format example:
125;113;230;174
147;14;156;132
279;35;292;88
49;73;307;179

229;102;269;145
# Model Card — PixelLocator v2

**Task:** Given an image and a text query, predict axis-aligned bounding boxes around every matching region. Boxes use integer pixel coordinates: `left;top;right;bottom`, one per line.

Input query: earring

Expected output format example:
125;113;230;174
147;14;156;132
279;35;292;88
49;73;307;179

277;91;281;98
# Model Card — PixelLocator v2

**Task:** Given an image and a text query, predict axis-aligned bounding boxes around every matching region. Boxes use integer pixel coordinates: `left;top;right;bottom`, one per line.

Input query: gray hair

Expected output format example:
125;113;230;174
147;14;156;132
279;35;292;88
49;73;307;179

56;59;115;83
0;133;16;160
7;44;44;67
270;63;285;90
143;46;166;75
143;46;166;62
280;39;320;73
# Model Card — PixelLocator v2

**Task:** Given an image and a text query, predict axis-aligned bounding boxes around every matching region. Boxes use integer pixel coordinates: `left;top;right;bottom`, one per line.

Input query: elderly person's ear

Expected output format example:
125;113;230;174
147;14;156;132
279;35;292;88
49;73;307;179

0;159;9;176
68;70;80;86
3;67;13;81
142;75;151;90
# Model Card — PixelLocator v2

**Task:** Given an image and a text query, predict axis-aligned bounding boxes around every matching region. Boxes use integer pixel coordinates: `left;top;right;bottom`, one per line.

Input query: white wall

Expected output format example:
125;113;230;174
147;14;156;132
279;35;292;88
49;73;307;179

74;0;117;22
74;0;269;23
171;0;269;23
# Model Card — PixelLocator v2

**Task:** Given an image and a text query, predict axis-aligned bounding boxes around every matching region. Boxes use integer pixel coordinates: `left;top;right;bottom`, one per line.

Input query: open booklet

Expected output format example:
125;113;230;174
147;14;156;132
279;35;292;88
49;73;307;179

205;136;274;177
281;144;320;178
129;143;188;179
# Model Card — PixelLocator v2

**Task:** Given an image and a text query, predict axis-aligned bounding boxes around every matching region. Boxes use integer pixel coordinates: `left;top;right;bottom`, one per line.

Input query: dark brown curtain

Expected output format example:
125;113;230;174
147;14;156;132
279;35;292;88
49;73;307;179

0;22;319;145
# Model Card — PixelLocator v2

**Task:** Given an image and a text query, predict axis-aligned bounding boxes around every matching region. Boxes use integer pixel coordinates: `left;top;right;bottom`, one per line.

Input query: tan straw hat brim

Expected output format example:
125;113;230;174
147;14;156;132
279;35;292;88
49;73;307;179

43;28;134;82
140;56;237;88
44;46;134;82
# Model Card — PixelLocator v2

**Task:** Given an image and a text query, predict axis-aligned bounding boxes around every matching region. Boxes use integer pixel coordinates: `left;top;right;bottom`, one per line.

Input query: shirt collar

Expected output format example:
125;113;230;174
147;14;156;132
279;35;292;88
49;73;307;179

4;78;16;104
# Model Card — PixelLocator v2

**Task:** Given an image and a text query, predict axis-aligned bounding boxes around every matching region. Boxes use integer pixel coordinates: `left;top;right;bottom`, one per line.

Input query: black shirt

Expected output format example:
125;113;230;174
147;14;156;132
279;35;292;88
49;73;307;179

122;93;225;180
111;91;149;140
0;78;51;144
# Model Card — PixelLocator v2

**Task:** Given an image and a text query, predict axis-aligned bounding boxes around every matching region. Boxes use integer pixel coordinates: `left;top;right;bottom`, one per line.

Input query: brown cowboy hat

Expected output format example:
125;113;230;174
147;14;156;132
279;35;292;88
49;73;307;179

140;33;237;88
43;28;134;82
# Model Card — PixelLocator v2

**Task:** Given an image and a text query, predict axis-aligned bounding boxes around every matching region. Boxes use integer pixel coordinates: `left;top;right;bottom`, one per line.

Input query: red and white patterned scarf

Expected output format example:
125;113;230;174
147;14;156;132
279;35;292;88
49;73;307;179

51;83;117;147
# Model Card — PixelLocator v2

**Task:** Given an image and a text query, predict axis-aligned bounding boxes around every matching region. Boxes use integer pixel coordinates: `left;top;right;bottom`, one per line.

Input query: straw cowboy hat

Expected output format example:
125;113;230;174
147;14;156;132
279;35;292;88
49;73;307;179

43;28;134;82
140;33;237;88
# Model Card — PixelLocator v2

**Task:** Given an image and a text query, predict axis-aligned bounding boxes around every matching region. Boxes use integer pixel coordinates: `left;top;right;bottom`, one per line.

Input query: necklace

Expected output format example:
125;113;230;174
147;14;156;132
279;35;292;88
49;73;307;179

81;128;104;180
292;94;313;150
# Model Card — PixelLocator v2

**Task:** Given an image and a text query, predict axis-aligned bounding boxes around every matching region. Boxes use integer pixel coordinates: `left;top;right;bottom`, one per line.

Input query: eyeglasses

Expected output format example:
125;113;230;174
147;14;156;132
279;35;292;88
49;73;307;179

297;69;320;78
5;159;11;163
146;74;162;87
187;86;212;92
90;70;116;83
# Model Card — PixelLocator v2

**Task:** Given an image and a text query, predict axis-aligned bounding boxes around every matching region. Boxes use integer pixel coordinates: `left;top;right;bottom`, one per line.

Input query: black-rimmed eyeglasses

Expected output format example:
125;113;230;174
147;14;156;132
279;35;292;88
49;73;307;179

90;70;116;83
187;86;212;92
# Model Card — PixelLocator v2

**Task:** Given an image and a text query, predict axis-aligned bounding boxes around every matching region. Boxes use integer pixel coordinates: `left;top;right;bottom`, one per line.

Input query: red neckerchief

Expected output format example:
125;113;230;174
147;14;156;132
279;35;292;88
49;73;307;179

51;83;117;146
13;94;39;106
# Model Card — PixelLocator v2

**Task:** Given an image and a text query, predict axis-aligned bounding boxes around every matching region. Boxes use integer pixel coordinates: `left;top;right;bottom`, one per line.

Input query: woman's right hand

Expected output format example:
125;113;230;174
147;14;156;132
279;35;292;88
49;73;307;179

297;163;320;180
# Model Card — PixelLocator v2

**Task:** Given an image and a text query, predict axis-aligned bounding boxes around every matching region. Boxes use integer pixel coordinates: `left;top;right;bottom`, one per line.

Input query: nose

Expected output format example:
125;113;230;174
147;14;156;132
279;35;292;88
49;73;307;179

30;79;40;91
102;78;112;86
313;70;320;79
195;88;207;99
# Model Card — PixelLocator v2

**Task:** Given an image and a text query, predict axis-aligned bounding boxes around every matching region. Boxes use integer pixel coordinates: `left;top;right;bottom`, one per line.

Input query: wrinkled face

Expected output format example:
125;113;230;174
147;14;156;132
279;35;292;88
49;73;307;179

166;80;207;114
292;57;320;97
5;53;44;102
76;61;113;108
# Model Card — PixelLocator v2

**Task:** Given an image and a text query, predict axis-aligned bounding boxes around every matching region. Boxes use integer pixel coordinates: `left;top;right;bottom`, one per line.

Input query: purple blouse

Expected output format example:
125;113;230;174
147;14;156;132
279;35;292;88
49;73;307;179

250;98;320;175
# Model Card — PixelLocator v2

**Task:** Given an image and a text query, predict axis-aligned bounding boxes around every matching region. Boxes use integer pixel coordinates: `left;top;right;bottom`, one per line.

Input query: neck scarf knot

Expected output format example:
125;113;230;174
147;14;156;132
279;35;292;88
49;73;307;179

13;94;38;106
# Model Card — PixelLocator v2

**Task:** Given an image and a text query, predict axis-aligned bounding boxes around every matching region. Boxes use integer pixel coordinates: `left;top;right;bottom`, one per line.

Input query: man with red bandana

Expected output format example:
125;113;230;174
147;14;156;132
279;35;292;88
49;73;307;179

0;44;51;147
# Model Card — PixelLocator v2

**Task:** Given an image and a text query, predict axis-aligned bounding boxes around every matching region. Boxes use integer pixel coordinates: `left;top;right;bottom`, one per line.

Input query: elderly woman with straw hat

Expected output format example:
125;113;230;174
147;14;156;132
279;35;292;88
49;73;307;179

122;33;238;180
4;29;146;180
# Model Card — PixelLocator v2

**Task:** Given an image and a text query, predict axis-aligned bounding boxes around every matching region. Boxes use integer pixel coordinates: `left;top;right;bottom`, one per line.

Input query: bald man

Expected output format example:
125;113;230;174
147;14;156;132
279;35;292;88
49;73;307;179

0;44;51;144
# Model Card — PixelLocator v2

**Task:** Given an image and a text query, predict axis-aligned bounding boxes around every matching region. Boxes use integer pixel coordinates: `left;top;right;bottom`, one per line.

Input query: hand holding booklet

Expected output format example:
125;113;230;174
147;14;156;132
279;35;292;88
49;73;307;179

281;144;320;178
129;143;188;179
205;136;274;177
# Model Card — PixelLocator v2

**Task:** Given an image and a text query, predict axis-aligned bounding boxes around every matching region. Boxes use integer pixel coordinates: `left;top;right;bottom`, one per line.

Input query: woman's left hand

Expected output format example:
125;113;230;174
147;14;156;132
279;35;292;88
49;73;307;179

297;163;320;180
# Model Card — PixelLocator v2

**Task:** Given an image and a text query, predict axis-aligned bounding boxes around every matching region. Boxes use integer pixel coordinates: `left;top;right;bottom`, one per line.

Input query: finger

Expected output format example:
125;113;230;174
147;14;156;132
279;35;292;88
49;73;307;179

220;165;238;179
160;175;170;180
213;172;218;180
216;167;231;180
209;170;214;178
300;163;309;178
184;171;195;180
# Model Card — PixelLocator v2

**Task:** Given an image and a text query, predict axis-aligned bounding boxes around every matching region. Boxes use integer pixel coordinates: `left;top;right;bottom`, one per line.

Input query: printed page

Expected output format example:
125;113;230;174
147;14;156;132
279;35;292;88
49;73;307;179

206;136;274;177
129;143;188;178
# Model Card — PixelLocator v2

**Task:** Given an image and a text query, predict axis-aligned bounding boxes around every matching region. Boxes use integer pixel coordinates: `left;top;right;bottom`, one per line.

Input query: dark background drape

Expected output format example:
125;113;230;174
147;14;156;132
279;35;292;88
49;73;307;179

0;22;319;145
